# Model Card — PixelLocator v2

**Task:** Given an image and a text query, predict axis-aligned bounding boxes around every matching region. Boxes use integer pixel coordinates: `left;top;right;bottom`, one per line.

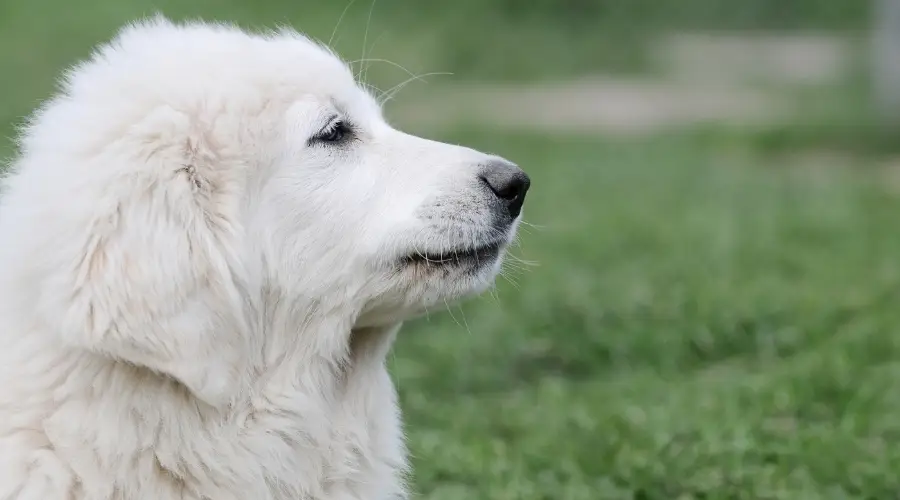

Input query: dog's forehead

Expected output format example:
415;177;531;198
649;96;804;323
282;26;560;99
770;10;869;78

329;86;382;123
266;44;381;120
279;65;380;119
283;91;382;131
104;19;363;94
45;19;386;153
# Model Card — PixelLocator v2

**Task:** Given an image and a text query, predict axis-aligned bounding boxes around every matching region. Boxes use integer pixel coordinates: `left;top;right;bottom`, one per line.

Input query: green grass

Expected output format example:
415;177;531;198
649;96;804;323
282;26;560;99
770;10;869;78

395;130;900;499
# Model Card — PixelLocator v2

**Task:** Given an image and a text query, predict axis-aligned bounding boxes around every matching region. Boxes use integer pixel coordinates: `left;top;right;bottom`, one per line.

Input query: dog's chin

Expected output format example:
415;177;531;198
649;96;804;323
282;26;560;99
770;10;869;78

351;237;511;328
399;239;505;273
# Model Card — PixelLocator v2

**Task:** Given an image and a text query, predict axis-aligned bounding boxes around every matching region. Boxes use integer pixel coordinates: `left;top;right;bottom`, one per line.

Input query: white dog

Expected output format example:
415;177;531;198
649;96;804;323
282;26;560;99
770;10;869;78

0;16;529;500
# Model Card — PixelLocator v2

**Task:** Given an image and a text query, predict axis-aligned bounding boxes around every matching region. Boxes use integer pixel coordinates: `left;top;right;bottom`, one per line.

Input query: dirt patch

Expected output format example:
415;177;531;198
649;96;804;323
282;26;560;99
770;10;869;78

389;77;788;136
387;33;851;136
658;32;850;86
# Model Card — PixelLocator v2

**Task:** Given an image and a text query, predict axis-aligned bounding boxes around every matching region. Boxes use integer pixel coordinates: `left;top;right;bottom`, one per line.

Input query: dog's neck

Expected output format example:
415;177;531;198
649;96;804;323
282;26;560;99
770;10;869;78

244;288;401;403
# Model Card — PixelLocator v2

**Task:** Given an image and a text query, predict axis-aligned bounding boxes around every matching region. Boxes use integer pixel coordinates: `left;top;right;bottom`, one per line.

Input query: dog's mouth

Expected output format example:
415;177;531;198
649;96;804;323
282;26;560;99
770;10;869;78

401;240;504;268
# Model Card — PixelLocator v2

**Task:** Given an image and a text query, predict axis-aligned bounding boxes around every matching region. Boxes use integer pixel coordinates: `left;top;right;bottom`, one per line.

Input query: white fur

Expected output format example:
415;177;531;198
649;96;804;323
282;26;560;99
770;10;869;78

0;17;524;500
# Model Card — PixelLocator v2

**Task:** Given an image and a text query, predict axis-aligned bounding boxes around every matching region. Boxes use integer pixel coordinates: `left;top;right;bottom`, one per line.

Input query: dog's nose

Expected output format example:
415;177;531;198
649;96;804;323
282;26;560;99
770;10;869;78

479;159;531;219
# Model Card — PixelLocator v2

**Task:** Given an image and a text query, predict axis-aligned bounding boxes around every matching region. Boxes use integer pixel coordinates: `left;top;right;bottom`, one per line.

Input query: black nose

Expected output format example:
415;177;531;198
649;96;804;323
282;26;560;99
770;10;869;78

479;159;531;219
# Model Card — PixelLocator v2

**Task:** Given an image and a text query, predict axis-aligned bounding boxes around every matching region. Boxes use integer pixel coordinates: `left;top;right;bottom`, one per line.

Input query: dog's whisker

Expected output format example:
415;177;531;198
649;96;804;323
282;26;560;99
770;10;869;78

378;72;453;105
359;0;379;87
443;299;463;329
348;58;420;80
328;0;358;49
457;305;473;337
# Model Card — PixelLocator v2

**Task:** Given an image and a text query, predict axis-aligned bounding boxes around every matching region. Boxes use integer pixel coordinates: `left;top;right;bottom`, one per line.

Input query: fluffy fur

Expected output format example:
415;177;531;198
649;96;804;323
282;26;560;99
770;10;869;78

0;16;529;500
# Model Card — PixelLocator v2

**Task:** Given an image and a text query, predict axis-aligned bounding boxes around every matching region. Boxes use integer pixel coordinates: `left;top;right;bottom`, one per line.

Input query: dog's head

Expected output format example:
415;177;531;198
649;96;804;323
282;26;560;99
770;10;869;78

1;18;529;404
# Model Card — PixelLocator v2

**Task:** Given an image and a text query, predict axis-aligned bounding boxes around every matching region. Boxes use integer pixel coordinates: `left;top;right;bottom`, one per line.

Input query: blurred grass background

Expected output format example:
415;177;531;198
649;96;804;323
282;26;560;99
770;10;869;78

4;1;900;498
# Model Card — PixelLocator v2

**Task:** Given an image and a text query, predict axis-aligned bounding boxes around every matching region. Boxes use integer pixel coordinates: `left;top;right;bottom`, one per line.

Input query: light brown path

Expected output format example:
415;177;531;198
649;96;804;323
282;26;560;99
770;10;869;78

387;33;850;136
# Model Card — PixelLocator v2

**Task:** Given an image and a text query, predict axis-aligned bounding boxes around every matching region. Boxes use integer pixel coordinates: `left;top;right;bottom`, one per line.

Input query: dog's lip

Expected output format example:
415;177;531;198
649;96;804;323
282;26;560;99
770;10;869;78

401;240;504;266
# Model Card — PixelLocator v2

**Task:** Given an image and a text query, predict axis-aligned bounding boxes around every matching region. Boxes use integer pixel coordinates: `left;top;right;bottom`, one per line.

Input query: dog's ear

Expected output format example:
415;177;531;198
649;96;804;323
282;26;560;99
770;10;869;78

38;106;252;407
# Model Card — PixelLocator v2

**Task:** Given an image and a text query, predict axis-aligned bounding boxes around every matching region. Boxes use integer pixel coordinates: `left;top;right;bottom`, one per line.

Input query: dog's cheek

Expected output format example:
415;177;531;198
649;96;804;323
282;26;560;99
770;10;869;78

36;105;253;408
139;296;249;407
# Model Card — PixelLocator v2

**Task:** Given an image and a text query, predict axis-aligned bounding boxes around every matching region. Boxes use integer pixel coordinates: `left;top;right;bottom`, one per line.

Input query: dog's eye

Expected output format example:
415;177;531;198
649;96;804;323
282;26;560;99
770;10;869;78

313;120;350;144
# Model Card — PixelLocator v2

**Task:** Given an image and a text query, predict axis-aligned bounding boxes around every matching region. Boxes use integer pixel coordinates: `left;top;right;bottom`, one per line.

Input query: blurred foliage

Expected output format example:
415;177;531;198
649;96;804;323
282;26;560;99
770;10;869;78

0;0;873;87
408;0;869;30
